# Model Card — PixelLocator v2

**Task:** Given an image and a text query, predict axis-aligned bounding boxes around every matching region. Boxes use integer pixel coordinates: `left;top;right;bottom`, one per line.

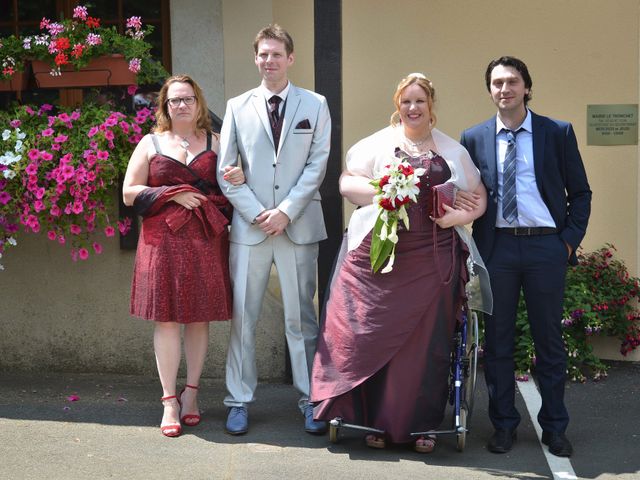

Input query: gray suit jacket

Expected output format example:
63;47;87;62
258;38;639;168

217;84;331;245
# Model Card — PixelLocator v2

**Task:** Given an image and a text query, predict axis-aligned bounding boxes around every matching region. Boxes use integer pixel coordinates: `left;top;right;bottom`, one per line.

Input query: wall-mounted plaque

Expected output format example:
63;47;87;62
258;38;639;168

587;104;638;146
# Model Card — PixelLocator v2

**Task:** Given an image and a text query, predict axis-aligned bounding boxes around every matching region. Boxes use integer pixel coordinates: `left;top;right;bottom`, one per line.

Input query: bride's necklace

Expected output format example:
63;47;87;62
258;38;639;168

403;134;431;149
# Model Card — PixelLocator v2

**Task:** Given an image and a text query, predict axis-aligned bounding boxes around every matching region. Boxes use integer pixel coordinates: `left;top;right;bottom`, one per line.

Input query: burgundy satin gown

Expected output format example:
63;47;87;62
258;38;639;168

311;152;469;443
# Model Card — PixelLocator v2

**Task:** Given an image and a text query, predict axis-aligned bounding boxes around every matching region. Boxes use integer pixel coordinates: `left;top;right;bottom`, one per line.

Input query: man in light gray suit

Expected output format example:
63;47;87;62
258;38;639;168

217;24;331;435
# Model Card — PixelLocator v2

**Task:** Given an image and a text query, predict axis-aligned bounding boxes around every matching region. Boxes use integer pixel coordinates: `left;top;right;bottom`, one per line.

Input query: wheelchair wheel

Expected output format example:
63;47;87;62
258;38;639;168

456;406;468;451
329;418;341;443
464;311;479;419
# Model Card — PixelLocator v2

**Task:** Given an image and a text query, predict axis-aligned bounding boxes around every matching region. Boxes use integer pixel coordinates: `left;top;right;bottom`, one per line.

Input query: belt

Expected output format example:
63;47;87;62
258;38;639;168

496;227;557;236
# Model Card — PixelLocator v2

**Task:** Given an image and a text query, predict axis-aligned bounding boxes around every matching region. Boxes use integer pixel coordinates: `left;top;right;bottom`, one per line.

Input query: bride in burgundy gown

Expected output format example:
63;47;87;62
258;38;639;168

123;75;244;437
310;73;487;452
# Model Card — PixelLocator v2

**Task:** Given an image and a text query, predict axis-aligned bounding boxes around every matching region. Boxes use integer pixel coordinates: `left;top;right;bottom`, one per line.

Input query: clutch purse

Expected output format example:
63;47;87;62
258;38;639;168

431;182;457;218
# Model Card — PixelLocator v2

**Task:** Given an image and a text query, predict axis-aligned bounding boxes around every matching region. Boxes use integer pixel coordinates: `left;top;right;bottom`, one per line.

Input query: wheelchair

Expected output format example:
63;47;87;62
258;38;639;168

328;305;479;452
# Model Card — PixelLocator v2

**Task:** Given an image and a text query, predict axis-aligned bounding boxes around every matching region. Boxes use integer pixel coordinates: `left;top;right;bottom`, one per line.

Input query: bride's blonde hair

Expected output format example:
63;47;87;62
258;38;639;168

390;73;437;128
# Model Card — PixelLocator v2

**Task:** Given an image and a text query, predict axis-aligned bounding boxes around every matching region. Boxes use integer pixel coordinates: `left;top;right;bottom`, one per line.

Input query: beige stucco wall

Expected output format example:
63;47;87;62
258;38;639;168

342;0;639;274
170;0;226;117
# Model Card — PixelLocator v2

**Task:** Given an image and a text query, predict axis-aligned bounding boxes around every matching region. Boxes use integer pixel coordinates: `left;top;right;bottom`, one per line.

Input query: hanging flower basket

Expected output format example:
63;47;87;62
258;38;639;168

0;68;29;91
32;54;136;88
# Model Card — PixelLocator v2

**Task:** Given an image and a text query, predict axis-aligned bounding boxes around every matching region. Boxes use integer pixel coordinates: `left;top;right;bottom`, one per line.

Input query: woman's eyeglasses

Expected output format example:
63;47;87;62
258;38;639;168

166;96;196;107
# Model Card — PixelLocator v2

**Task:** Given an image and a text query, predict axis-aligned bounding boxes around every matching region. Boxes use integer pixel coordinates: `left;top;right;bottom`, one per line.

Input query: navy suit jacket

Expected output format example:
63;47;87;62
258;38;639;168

460;111;591;265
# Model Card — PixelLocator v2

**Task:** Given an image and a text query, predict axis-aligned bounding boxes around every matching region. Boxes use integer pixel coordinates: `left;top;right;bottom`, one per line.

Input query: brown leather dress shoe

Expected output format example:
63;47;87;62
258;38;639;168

541;431;573;457
487;429;517;453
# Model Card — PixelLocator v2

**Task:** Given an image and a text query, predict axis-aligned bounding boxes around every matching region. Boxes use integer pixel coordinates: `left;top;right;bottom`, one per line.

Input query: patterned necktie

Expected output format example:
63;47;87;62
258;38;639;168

268;95;283;150
502;129;518;224
268;95;281;127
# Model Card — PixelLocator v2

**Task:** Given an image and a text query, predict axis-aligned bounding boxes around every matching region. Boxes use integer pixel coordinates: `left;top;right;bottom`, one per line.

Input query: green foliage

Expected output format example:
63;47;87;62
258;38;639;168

512;244;640;382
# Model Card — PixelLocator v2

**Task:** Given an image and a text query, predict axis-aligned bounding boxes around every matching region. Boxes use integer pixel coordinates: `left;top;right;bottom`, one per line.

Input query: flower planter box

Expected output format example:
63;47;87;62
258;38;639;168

0;70;29;91
588;334;640;362
32;55;136;88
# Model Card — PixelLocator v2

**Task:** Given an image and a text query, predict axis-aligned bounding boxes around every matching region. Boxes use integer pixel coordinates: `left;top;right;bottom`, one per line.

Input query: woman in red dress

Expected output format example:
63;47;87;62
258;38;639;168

123;75;244;437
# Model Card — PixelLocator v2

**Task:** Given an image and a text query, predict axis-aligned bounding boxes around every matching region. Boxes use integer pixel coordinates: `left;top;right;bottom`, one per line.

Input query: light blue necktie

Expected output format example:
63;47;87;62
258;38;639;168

502;129;518;224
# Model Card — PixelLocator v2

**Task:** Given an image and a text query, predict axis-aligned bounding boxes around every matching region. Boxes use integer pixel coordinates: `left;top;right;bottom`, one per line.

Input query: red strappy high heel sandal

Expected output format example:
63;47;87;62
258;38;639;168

179;384;201;427
160;395;182;437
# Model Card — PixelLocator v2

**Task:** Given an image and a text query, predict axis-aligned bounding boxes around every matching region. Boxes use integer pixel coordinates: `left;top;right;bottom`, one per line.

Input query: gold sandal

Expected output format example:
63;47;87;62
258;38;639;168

414;435;436;453
365;434;386;449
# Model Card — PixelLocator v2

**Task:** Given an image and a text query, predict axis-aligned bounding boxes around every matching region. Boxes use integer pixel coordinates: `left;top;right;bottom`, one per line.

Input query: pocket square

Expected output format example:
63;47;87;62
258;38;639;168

295;119;312;129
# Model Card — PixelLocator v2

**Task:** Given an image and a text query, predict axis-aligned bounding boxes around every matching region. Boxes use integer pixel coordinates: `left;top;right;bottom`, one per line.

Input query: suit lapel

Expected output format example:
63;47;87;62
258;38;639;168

484;118;498;192
251;90;275;148
277;85;301;156
531;111;546;192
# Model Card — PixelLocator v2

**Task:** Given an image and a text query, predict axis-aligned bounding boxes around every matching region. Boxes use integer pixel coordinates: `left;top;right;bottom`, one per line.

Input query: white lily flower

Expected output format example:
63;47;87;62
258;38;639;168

379;221;388;241
381;252;395;274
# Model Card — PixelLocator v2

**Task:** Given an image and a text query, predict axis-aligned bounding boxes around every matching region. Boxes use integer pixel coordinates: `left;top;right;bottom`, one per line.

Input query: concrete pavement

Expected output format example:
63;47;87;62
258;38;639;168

1;362;638;480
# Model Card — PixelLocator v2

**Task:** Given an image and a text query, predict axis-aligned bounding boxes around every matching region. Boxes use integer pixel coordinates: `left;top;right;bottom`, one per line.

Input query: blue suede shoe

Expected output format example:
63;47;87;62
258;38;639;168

303;404;327;434
225;406;248;435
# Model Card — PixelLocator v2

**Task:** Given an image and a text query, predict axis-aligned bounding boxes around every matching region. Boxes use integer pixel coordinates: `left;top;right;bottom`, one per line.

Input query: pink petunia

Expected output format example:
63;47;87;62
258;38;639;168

70;224;82;235
33;200;45;212
9;119;21;128
51;143;61;151
87;126;99;138
54;134;68;143
28;149;40;161
47;230;57;241
96;150;109;160
58;113;70;123
85;154;97;166
40;151;53;161
25;163;38;175
61;164;75;180
57;234;66;245
104;130;115;141
92;242;103;254
104;225;115;237
78;248;89;260
50;204;61;217
127;85;138;96
118;218;132;235
0;191;11;205
70;111;81;120
71;201;83;214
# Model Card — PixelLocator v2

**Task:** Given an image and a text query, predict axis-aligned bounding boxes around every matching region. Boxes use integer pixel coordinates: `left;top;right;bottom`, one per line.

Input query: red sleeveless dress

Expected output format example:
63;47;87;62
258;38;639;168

130;136;232;323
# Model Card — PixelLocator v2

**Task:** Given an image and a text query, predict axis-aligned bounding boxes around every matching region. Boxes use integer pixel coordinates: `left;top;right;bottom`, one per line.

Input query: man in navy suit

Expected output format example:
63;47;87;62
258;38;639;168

460;56;591;457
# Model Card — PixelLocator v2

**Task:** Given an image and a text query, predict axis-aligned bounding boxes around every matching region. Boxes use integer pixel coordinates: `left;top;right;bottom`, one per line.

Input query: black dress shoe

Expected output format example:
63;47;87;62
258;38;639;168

487;429;517;453
541;431;573;457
